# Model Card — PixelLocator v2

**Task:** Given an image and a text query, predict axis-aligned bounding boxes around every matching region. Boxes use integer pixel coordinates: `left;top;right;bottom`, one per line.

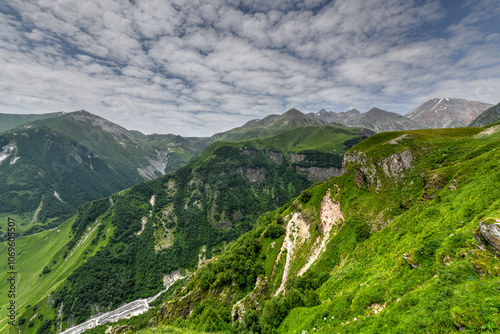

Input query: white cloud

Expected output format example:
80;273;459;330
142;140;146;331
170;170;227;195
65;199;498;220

0;0;499;136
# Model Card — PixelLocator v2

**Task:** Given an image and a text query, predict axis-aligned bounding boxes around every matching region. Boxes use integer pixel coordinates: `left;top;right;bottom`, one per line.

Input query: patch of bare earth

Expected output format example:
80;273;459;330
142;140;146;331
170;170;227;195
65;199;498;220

274;188;344;296
298;189;344;275
274;212;311;296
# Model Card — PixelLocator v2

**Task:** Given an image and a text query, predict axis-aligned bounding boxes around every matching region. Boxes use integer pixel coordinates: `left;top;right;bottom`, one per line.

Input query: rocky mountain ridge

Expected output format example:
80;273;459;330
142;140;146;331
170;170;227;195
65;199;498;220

405;97;493;128
469;102;500;127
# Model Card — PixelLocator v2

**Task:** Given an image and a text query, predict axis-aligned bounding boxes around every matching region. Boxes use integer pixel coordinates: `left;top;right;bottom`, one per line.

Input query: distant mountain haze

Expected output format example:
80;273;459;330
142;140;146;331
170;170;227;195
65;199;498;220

309;107;421;133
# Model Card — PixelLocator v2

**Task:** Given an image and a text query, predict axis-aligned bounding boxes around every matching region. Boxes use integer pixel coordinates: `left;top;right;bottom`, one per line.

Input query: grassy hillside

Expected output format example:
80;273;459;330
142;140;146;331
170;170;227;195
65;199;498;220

469;102;500;127
0;126;133;238
141;125;500;333
6;127;369;333
28;111;159;178
0;212;110;333
142;134;212;174
242;125;370;153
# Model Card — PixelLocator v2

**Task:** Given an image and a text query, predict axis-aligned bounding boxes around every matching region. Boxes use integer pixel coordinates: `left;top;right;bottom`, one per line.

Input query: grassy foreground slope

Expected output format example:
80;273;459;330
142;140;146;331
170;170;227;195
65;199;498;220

147;124;500;333
0;212;110;333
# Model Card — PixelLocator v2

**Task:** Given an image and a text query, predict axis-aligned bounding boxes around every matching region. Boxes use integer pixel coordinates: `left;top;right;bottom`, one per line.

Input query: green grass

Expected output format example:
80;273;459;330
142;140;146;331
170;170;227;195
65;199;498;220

277;126;500;333
137;325;215;333
0;215;110;333
147;124;500;334
262;235;284;277
246;126;365;153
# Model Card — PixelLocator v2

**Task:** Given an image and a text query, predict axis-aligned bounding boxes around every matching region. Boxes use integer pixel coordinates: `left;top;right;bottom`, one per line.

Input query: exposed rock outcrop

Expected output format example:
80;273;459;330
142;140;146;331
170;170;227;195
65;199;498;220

265;151;284;165
296;166;341;181
343;151;377;186
297;189;343;275
343;149;413;190
288;153;307;163
479;220;500;251
403;253;418;269
163;268;183;288
274;188;344;295
274;212;311;296
232;275;268;323
379;150;413;179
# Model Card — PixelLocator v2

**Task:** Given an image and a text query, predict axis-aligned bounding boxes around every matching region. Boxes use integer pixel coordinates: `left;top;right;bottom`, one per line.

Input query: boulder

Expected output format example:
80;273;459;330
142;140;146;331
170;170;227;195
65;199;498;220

479;221;500;251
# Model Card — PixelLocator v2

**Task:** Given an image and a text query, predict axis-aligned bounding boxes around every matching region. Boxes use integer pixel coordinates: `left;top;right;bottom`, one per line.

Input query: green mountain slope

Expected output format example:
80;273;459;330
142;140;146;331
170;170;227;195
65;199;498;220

212;109;332;143
0;214;108;334
0;110;203;238
0;126;132;239
469;102;500;127
7;126;369;333
0;109;372;240
26;110;164;179
139;125;500;333
141;134;212;174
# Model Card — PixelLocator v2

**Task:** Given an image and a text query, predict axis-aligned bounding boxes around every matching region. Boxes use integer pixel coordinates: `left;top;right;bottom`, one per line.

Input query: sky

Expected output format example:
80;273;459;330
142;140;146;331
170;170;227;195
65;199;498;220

0;0;499;136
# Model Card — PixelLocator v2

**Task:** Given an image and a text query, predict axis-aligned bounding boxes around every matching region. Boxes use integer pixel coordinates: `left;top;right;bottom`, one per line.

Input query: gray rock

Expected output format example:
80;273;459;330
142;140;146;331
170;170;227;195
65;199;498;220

295;166;341;181
479;221;500;251
378;150;413;179
288;153;307;163
265;151;284;165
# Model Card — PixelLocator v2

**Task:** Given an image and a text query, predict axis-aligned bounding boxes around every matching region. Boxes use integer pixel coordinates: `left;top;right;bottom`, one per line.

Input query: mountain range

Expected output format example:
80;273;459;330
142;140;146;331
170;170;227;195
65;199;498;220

1;96;499;334
0;122;370;332
0;98;493;239
308;107;422;133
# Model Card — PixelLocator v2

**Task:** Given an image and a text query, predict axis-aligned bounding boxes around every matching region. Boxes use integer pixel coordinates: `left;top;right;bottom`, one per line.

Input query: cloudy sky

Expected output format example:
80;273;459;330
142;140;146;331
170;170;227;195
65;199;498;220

1;0;499;136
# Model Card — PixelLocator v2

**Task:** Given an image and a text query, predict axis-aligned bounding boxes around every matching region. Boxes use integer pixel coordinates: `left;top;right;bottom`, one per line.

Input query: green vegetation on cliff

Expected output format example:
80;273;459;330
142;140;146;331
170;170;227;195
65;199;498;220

7;125;368;334
144;125;500;334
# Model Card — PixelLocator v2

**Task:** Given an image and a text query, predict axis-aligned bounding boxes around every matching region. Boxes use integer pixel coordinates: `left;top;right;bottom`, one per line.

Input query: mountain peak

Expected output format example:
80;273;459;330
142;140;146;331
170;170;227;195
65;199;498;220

345;109;361;116
406;98;493;128
366;107;388;114
282;108;304;118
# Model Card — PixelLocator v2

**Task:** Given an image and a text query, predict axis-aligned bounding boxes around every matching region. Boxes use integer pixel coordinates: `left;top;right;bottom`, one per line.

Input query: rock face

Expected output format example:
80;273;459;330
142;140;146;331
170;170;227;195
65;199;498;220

296;166;341;181
343;149;413;190
163;268;183;288
343;151;377;187
479;221;500;251
275;188;343;296
405;98;493;128
231;275;268;323
297;189;343;276
379;150;413;179
288;153;307;163
265;151;284;165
